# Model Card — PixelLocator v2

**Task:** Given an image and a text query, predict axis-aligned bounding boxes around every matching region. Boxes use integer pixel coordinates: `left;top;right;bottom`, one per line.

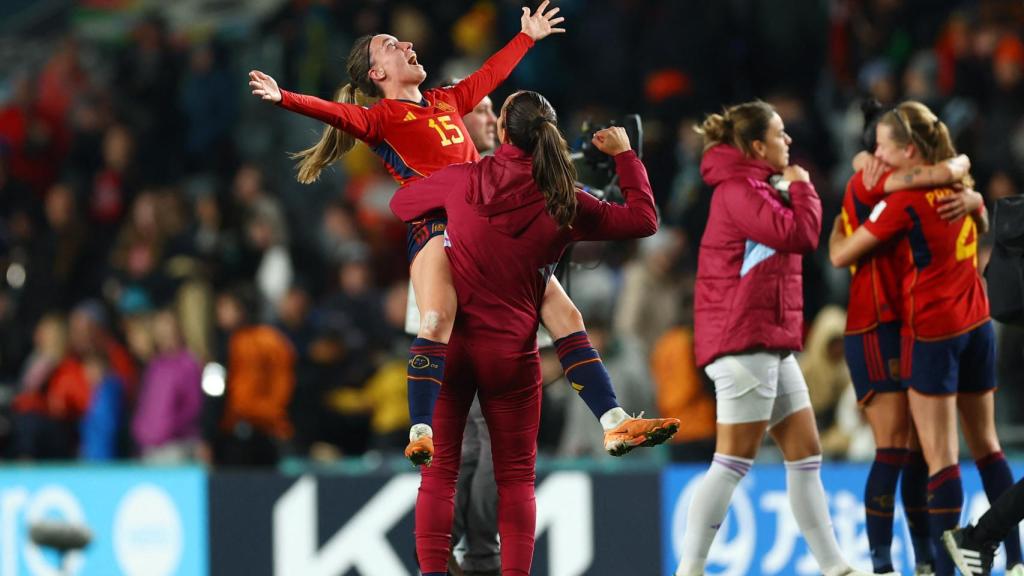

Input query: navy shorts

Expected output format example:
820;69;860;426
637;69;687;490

406;217;447;263
903;321;996;396
845;321;905;405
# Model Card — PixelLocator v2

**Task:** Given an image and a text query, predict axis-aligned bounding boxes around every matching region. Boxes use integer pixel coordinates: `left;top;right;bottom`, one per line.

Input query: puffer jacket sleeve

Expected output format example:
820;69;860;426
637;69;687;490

720;179;821;253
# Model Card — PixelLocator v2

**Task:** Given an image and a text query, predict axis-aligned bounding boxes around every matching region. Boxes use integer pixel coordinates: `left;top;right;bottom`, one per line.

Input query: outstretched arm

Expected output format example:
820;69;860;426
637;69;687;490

448;1;565;115
249;70;380;142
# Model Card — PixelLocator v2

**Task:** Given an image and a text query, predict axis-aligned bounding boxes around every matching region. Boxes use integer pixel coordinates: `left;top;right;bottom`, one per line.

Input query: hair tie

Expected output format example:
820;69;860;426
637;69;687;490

532;117;550;131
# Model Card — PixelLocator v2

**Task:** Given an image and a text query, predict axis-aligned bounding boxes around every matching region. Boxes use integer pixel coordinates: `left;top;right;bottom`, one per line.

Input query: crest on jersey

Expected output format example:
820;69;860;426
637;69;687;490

435;100;456;113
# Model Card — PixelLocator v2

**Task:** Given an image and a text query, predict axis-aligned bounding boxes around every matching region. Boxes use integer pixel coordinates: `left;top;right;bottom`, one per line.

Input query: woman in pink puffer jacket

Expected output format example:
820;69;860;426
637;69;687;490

675;101;886;576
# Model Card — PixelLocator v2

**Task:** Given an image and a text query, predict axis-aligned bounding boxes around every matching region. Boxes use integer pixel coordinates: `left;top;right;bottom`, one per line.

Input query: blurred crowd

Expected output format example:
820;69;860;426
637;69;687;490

0;0;1023;467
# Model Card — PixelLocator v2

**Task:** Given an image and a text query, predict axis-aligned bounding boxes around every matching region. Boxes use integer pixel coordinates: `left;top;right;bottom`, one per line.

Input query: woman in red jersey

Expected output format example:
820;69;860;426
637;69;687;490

839;105;975;574
389;89;676;576
831;101;1021;576
249;2;667;468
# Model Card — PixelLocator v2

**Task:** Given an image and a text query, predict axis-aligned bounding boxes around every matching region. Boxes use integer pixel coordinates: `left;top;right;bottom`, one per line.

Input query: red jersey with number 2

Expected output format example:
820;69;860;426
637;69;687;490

862;187;989;340
840;170;906;334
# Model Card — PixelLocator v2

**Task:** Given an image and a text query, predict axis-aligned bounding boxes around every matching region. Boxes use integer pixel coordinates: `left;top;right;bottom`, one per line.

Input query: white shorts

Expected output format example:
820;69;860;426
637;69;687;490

705;352;811;426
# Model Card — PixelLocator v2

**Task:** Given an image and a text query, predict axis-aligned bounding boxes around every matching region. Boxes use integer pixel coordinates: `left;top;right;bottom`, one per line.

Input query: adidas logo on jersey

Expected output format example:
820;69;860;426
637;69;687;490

403;111;417;122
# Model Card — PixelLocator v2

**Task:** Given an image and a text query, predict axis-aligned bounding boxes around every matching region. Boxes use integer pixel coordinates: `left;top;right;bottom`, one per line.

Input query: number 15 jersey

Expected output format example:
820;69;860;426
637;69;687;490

862;187;990;340
276;33;536;187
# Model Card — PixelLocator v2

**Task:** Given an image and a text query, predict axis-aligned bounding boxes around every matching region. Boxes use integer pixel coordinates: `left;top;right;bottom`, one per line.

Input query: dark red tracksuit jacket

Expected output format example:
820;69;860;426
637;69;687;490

390;144;657;575
391;144;658;352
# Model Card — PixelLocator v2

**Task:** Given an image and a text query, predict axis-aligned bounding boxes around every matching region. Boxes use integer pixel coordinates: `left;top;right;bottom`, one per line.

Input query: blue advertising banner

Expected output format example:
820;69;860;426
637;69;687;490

0;466;207;576
662;462;1024;576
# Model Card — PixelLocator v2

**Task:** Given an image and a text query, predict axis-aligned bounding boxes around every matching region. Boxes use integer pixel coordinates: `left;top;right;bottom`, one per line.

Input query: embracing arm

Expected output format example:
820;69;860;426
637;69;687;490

448;1;564;114
973;203;990;235
831;194;911;267
853;151;971;193
829;216;883;267
390;164;470;222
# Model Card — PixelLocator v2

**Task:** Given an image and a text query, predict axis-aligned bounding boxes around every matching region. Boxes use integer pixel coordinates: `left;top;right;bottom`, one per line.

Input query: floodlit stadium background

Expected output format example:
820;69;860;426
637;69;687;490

1;1;1023;574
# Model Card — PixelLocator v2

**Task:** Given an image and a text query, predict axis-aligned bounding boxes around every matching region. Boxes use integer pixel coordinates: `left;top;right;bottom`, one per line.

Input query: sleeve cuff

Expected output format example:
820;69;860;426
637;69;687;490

516;32;536;48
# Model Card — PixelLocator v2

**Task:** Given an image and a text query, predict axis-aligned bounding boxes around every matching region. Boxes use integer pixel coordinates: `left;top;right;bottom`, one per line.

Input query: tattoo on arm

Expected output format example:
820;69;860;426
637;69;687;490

903;167;922;184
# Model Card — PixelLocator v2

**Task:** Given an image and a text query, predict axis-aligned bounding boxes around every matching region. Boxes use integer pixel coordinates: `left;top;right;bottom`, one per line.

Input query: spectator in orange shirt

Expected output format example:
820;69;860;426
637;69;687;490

650;324;716;462
210;285;295;467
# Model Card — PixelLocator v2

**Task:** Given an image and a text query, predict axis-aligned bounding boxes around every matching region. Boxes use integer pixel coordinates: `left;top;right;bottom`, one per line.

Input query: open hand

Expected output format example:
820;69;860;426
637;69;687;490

249;70;282;103
521;1;566;41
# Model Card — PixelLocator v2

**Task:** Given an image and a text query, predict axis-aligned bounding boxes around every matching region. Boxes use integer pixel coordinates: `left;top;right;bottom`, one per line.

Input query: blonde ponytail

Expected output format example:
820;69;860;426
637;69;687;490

290;84;359;184
290;34;381;184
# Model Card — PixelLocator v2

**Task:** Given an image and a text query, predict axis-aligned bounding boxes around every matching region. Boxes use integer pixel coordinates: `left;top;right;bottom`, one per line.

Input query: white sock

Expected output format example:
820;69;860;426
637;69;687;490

675;454;754;576
599;406;629;431
409;423;432;441
785;455;847;575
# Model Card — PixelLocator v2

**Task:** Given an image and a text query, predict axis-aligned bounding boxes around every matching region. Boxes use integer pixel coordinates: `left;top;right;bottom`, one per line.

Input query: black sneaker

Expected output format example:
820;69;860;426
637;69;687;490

943;526;997;575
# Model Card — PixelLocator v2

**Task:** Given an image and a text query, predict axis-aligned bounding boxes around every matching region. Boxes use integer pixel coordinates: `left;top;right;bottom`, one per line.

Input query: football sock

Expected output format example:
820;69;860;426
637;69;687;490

675;454;753;576
785;455;847;575
928;465;963;576
902;451;934;566
555;331;620;424
865;448;906;572
407;338;446;427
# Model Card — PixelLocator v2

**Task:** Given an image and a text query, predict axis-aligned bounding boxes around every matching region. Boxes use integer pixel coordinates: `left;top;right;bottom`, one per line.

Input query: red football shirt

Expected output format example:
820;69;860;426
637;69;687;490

863;187;990;339
276;33;535;187
840;170;905;334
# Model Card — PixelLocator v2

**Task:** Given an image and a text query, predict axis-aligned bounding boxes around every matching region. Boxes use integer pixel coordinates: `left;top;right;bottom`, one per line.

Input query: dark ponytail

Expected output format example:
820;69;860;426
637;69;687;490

291;34;382;184
504;91;578;228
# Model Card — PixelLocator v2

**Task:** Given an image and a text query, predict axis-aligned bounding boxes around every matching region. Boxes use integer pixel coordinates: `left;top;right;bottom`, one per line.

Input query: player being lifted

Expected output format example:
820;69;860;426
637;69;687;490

247;2;677;468
390;91;660;576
